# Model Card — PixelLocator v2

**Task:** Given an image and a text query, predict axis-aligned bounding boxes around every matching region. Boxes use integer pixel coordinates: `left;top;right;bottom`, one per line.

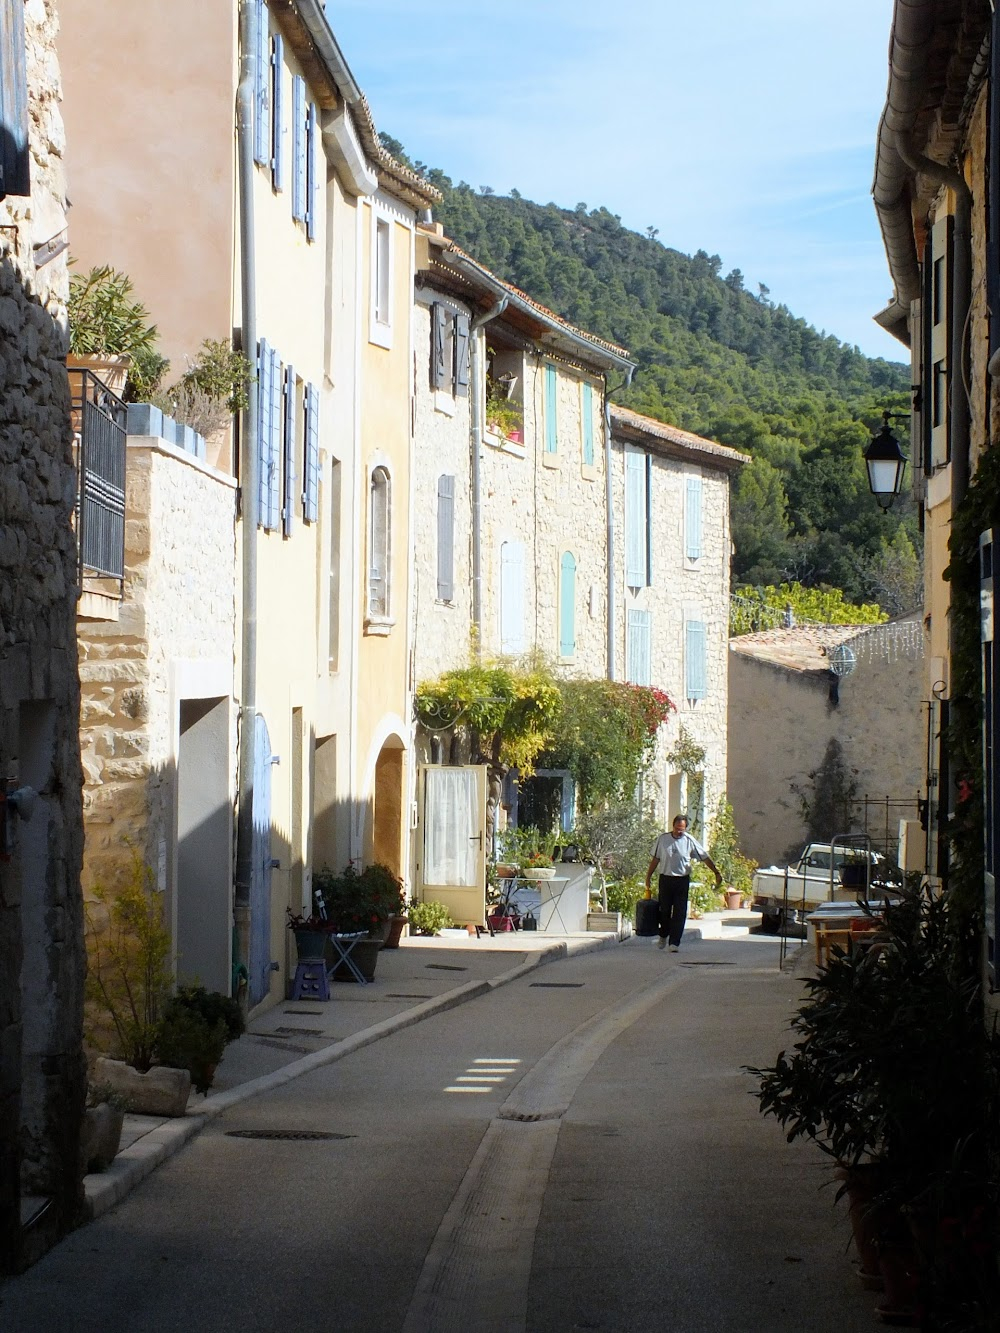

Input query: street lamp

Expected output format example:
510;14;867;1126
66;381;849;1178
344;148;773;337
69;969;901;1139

864;412;908;512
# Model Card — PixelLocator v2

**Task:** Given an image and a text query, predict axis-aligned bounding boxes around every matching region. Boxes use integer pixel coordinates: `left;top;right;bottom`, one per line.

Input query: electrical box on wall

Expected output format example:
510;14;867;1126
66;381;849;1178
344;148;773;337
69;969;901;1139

897;819;926;874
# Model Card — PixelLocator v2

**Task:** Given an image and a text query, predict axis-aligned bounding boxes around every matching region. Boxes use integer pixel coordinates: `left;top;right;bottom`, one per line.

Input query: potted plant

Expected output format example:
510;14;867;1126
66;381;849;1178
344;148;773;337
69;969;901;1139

67;263;165;398
408;900;454;936
523;851;557;881
286;906;335;962
312;861;405;980
154;985;246;1095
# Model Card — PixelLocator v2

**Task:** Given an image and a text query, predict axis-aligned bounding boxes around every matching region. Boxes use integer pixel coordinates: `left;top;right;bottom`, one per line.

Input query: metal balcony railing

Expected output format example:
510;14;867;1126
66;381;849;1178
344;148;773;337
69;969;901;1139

68;368;127;591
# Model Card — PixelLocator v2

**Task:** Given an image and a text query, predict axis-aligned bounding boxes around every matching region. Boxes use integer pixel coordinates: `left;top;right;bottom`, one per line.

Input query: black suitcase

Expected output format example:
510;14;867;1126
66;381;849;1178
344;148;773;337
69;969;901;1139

635;897;659;937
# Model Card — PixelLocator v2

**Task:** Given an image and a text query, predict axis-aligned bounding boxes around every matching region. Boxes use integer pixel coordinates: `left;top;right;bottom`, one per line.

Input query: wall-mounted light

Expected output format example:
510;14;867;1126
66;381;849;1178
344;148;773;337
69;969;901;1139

864;412;909;512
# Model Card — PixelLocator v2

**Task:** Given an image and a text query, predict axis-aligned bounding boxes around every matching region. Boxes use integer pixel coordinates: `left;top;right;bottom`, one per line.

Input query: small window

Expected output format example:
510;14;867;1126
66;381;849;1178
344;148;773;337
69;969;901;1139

559;551;577;658
371;216;392;346
545;364;558;454
368;466;391;619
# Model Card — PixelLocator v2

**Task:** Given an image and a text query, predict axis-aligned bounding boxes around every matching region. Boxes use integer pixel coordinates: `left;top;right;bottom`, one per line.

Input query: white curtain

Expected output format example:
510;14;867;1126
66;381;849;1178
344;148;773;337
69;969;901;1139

424;768;478;885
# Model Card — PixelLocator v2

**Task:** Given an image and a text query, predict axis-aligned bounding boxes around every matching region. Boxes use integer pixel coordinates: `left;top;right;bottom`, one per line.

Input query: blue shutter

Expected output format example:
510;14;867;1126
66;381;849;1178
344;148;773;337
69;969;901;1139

306;102;319;241
582;382;594;467
559;552;576;657
270;33;284;191
685;620;707;700
437;475;455;601
303;383;320;522
253;0;268;166
645;452;653;586
627;609;652;686
257;339;273;528
292;76;306;221
500;541;525;654
686;476;703;560
282;365;296;537
545;364;558;453
625;449;645;587
268;346;281;530
0;0;29;198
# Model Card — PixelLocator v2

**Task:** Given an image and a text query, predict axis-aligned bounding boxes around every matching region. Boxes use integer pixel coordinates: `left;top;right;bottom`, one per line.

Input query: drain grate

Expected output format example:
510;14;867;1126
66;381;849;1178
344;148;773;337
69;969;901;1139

425;963;468;972
386;993;433;999
680;960;733;967
274;1026;324;1037
226;1129;355;1141
530;982;584;988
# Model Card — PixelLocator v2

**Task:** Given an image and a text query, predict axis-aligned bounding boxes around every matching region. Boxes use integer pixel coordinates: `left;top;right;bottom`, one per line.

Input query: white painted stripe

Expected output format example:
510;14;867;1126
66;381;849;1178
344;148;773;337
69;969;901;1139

443;1086;492;1094
455;1076;506;1083
472;1058;520;1064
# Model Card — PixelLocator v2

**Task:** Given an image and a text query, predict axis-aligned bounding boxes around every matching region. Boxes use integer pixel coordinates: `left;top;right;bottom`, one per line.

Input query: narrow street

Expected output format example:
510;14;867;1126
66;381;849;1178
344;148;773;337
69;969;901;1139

2;934;873;1332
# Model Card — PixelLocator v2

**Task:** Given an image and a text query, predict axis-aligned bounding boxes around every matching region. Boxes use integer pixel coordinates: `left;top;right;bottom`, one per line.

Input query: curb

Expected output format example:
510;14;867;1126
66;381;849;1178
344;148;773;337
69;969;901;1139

84;931;622;1220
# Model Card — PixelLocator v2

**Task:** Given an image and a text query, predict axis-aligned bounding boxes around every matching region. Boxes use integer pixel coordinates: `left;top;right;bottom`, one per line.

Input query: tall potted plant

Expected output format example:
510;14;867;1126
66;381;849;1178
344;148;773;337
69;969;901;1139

67;263;165;398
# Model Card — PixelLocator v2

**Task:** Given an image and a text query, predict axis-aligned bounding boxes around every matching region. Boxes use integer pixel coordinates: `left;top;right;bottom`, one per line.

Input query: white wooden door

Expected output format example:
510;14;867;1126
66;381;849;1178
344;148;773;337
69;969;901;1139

418;765;487;927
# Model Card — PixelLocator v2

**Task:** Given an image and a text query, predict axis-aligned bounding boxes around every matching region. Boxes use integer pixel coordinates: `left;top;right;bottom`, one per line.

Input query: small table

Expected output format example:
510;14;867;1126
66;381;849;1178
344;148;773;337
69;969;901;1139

534;876;571;933
327;932;371;985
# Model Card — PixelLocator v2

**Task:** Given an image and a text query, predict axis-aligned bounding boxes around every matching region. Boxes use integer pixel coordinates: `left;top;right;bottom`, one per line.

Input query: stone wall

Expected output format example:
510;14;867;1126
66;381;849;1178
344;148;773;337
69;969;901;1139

77;437;237;896
0;0;86;1268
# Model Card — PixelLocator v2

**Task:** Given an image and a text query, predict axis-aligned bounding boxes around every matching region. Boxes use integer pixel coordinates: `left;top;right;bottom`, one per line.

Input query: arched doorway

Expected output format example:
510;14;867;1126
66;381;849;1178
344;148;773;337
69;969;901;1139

372;738;405;875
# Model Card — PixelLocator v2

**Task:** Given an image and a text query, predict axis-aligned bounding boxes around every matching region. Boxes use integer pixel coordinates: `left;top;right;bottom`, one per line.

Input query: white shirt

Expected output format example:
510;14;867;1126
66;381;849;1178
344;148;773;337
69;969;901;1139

652;831;708;877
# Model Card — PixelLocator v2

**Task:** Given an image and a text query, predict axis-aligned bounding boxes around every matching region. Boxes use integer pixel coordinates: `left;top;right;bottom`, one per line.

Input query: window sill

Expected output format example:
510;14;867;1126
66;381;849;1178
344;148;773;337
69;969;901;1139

369;320;392;351
434;598;455;608
581;463;598;482
484;427;526;457
365;615;395;637
434;391;457;416
542;451;559;470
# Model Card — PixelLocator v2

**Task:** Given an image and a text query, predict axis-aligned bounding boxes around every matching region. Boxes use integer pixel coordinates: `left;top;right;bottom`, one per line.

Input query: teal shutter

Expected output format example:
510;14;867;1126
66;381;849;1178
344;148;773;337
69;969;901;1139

545;364;558;453
500;541;525;653
454;314;470;396
282;365;296;537
257;339;273;528
686;476;703;560
582;382;594;466
0;0;29;198
559;552;576;657
685;620;707;699
303;383;319;522
253;0;268;166
306;102;318;241
292;76;306;221
627;609;652;686
437;475;455;601
270;32;284;190
625;449;645;587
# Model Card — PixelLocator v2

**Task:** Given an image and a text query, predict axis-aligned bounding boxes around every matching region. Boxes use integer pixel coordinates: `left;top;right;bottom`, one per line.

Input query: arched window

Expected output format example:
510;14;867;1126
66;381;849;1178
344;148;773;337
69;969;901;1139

369;466;391;619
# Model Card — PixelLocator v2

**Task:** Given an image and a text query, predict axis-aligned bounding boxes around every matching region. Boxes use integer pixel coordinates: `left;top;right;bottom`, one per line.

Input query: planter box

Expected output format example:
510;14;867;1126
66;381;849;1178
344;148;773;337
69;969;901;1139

587;911;623;933
81;1103;125;1173
93;1056;191;1117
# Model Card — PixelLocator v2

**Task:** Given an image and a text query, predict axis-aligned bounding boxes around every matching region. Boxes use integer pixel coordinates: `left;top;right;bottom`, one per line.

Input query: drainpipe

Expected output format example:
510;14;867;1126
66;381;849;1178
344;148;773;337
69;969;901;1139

469;297;508;659
233;0;260;987
604;366;634;681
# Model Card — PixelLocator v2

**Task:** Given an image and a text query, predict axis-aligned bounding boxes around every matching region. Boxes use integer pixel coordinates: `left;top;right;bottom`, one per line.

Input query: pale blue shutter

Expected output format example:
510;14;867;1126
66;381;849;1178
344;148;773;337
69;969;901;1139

268;346;281;530
500;541;525;654
303;384;319;522
627;609;652;686
292;76;306;221
431;304;448;390
545;364;558;453
685;620;707;699
582;382;594;466
253;0;268;166
306;102;319;241
625;449;645;587
454;314;470;396
686;476;703;560
282;365;296;537
559;552;577;657
257;338;273;528
270;33;284;190
437;475;455;601
0;0;29;198
645;452;653;586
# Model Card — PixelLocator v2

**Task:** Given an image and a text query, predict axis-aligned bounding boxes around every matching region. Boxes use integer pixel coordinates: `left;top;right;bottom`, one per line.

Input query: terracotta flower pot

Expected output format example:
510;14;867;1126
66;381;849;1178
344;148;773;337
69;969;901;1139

724;889;743;911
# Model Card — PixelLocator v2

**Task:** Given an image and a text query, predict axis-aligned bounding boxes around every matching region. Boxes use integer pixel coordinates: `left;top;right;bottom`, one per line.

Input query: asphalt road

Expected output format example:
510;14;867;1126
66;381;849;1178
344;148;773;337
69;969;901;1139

2;933;876;1332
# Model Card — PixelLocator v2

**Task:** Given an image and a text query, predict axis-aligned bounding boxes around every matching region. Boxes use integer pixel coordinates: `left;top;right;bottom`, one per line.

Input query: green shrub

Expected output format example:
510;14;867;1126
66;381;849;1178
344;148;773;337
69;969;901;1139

689;865;724;917
605;876;647;922
408;901;454;936
155;1005;227;1096
167;985;245;1044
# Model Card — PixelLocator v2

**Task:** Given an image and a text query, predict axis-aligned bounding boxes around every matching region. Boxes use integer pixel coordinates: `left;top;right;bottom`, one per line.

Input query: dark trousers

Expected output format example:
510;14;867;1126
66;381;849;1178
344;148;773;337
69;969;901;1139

657;874;689;947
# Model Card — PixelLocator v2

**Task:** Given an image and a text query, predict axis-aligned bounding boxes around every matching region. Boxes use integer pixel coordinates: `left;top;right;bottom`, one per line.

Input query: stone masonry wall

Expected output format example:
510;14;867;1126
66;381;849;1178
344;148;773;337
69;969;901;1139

0;0;86;1263
77;440;237;897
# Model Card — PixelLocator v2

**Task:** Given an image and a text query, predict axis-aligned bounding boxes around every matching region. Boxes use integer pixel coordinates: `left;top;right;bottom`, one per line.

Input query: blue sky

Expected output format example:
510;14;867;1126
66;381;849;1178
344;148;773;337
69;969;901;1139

330;0;902;363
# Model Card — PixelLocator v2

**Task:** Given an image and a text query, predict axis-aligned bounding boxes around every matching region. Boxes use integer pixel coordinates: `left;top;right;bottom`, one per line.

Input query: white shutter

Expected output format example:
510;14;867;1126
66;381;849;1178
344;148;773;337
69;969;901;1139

500;541;525;654
627;609;652;686
625;448;646;588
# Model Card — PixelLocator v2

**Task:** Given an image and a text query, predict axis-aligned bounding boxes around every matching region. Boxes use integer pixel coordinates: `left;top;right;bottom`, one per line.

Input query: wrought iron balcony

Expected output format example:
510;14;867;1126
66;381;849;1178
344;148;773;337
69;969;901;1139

68;368;127;592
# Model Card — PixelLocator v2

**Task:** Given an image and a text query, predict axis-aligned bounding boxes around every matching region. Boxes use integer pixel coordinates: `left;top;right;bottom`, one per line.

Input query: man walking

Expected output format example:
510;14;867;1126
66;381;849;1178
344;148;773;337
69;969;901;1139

645;814;722;952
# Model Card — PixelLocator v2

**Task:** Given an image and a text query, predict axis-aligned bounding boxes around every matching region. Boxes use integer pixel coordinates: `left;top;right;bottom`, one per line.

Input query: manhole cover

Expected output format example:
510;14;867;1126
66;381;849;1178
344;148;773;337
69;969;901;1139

426;963;468;972
225;1130;355;1141
530;982;584;988
275;1026;324;1037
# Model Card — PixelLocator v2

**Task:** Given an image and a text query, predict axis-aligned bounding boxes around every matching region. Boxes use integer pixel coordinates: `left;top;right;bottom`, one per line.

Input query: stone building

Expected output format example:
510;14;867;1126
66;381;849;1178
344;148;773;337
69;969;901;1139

728;617;925;869
0;0;87;1272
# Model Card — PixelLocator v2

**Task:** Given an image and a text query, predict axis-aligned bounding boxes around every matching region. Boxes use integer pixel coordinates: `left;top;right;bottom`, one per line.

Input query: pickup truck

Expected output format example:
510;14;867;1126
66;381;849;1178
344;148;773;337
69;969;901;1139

752;842;900;931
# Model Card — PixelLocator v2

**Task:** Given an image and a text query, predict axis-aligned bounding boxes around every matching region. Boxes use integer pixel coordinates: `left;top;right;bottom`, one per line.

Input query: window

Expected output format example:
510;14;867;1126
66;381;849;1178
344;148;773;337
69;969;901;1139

685;476;703;561
545;364;558;454
625;447;650;588
305;102;318;241
252;0;268;167
292;75;306;221
257;338;281;531
500;541;525;653
368;466;391;619
437;475;455;601
581;382;595;468
282;364;297;537
302;383;320;521
431;304;471;398
370;215;392;346
559;551;577;658
626;609;651;685
270;33;284;191
0;0;29;199
685;620;707;700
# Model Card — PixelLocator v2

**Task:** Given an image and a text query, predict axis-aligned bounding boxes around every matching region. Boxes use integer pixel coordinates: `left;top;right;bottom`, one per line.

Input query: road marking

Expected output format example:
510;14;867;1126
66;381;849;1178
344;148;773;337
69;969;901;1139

443;1056;522;1095
443;1086;493;1094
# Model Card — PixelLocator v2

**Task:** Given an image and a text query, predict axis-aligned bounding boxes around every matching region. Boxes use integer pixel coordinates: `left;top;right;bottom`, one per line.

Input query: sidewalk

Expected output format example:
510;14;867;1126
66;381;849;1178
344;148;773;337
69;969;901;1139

85;910;765;1220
